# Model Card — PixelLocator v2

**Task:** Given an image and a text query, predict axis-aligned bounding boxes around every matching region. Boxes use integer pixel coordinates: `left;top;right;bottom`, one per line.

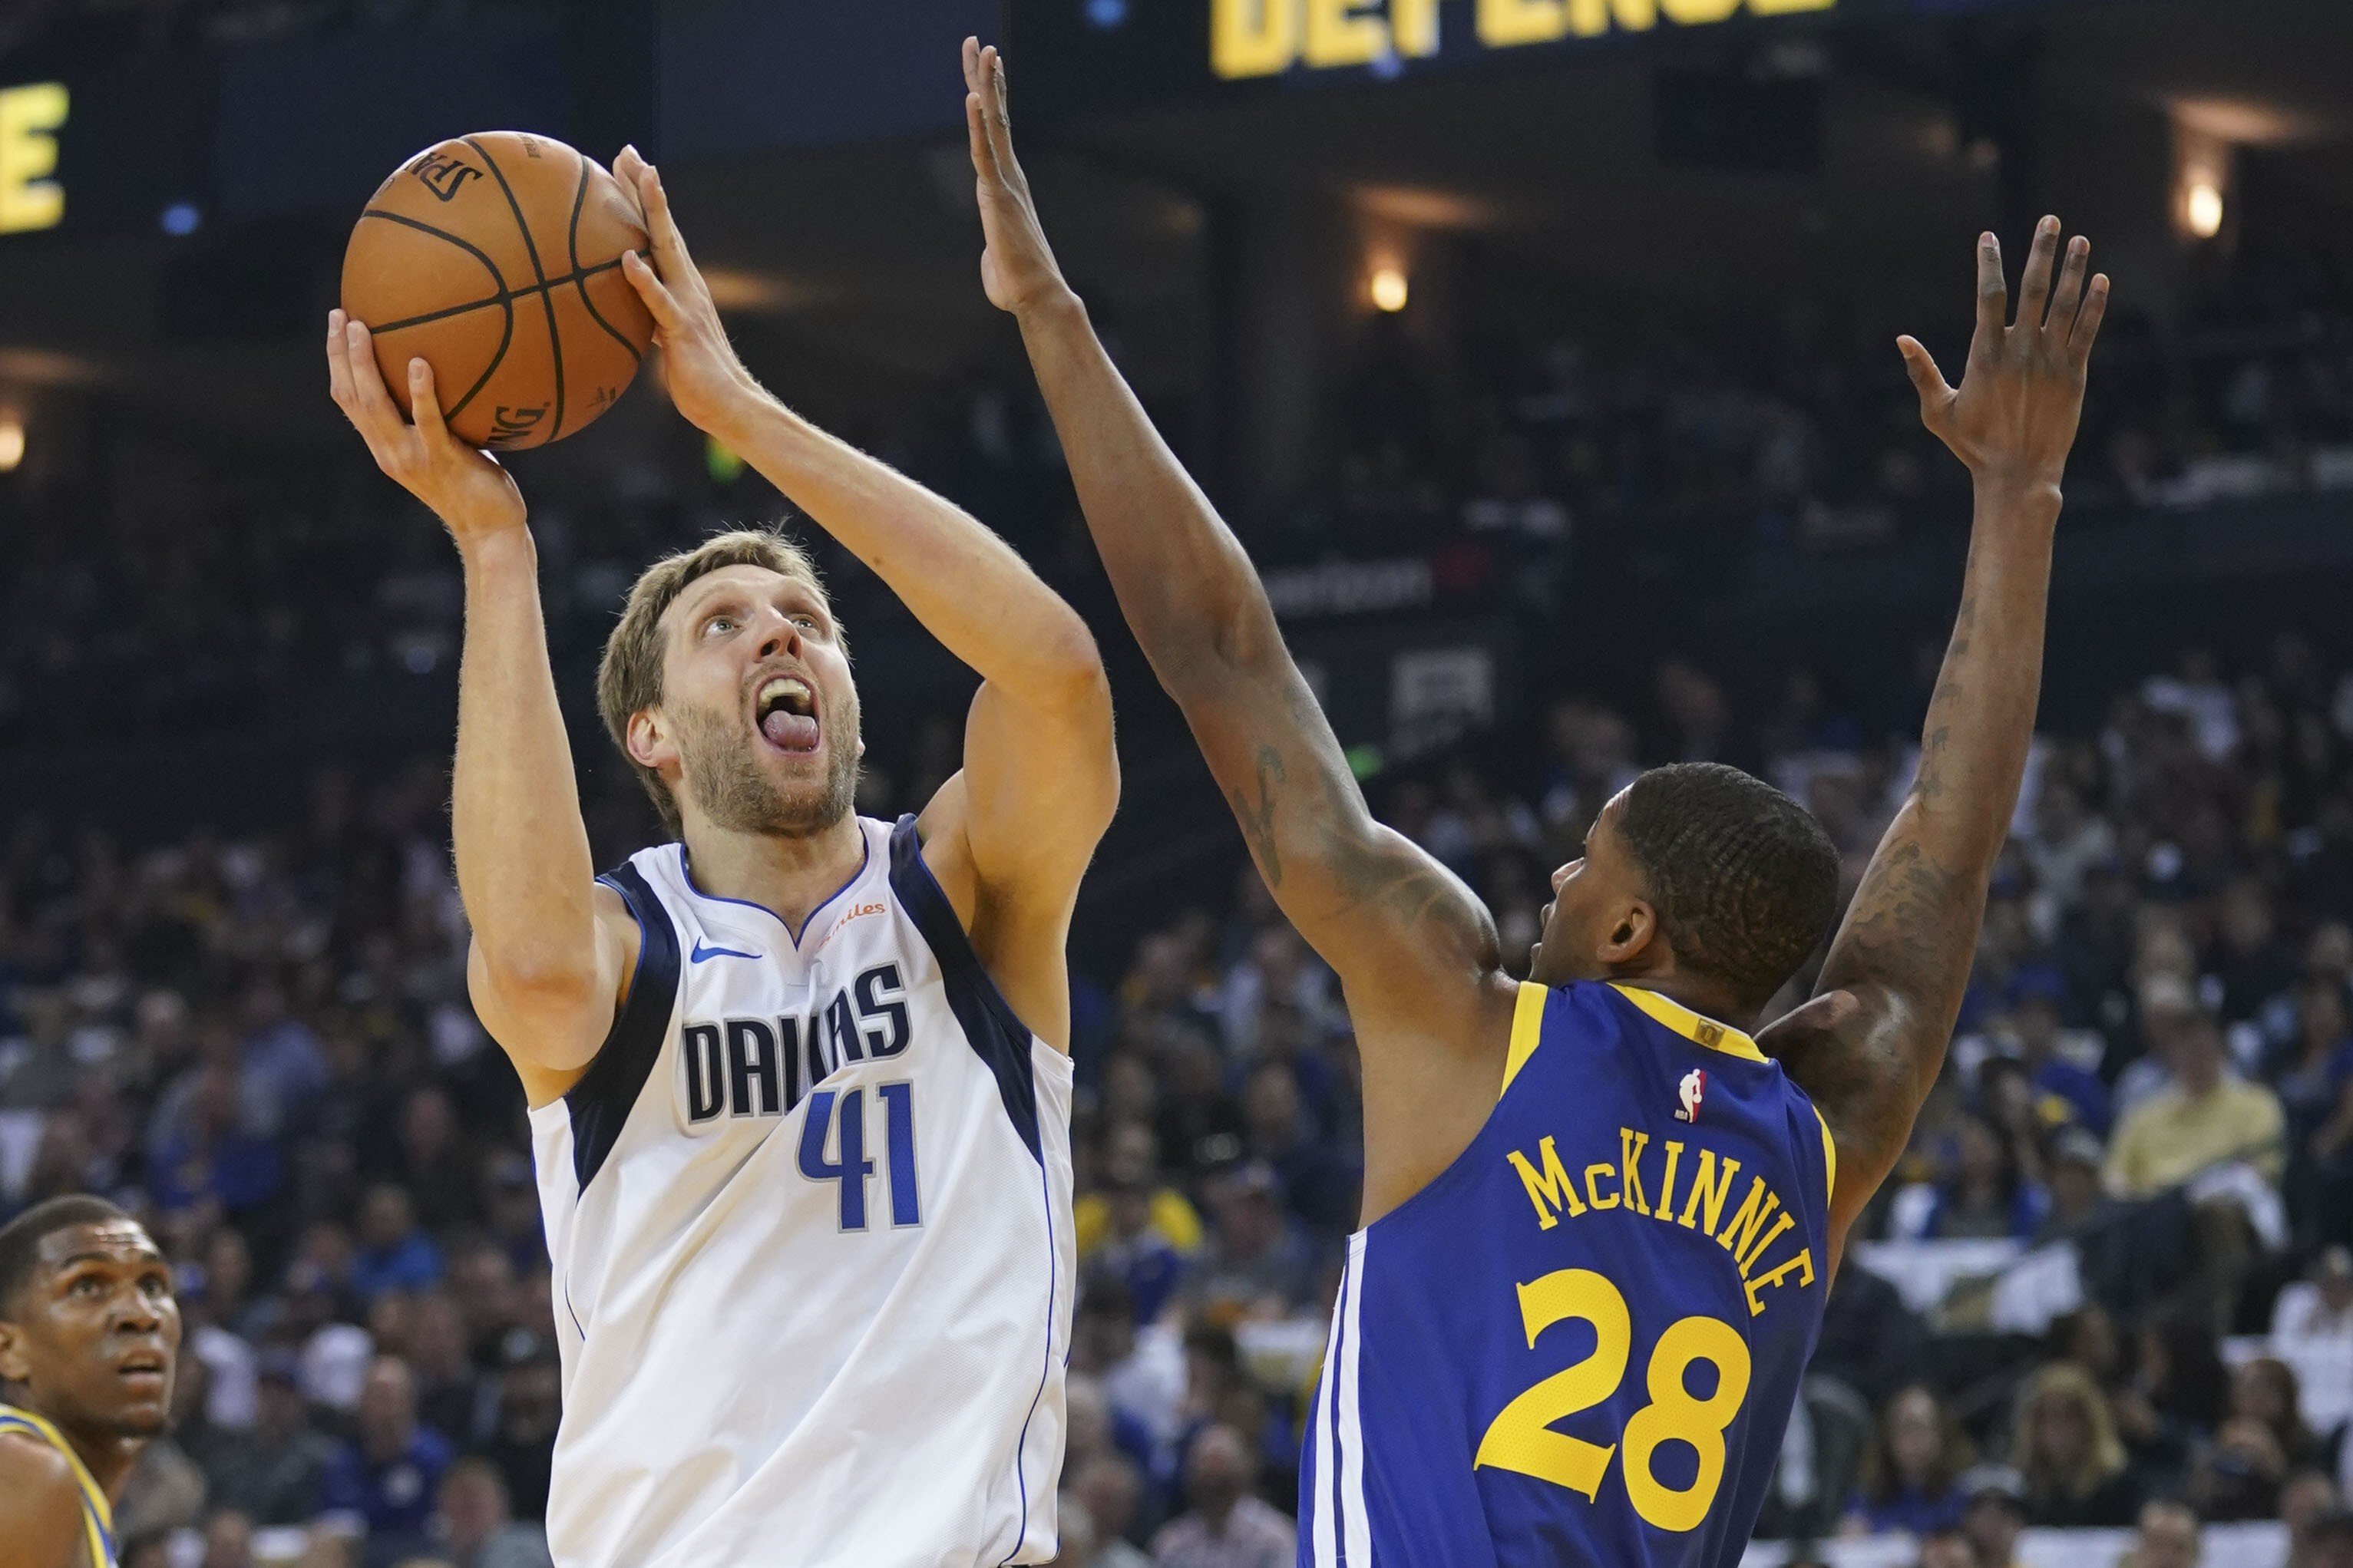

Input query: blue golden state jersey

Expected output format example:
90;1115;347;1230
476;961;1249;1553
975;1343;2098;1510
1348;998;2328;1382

0;1403;117;1567
1298;981;1836;1568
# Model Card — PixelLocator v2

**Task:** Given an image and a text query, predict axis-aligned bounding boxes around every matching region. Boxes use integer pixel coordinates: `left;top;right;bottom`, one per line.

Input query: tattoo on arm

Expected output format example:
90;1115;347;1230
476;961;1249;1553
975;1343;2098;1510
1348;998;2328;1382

1231;745;1287;890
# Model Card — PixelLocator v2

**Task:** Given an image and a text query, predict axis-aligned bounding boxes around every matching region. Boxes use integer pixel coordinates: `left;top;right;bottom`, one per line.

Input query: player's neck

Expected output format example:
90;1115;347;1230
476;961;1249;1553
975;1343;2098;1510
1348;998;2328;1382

680;811;868;935
21;1402;142;1501
1614;972;1760;1036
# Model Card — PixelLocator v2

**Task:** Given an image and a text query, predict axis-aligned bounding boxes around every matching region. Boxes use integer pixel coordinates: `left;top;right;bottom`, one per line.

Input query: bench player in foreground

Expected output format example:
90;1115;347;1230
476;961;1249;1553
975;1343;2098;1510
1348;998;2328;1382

328;142;1117;1566
961;38;2105;1566
0;1196;180;1568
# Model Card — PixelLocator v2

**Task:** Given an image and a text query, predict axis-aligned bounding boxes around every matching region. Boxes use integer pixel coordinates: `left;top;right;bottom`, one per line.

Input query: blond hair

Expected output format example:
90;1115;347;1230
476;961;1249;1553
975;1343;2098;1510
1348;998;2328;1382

2014;1362;2129;1506
596;528;830;839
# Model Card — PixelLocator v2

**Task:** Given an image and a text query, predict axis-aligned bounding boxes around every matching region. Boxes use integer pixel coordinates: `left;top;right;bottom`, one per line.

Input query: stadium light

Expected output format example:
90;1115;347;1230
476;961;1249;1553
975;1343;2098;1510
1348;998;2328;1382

1370;266;1409;313
0;417;23;472
2185;180;2225;239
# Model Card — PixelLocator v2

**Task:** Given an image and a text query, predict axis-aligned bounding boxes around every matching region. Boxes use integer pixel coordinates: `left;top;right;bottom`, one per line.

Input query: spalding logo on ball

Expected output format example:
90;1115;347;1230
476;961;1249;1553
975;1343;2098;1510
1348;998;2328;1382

341;132;655;451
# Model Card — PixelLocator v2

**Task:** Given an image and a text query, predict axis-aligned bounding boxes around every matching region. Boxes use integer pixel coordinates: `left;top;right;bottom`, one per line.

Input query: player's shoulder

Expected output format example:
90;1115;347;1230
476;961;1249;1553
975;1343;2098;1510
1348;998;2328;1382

0;1428;88;1556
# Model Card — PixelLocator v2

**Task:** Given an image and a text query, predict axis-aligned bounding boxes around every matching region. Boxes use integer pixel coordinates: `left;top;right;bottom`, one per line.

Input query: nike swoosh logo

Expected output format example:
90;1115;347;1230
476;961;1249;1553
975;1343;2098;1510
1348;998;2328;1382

689;939;763;964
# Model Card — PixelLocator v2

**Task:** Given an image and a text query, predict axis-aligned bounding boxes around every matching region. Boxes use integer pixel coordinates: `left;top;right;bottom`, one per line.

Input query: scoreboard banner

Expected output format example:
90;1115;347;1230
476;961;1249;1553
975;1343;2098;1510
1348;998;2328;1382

1013;0;2078;117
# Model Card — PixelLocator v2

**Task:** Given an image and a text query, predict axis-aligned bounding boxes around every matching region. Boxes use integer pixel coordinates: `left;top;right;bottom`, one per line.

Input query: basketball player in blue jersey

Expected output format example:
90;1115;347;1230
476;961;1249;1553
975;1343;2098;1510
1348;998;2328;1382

0;1196;180;1568
964;38;2107;1566
328;143;1117;1563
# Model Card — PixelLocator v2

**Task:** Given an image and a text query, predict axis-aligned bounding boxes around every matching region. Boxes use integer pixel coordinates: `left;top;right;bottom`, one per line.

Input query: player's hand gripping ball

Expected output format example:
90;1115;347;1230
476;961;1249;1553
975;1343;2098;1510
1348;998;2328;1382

341;132;654;451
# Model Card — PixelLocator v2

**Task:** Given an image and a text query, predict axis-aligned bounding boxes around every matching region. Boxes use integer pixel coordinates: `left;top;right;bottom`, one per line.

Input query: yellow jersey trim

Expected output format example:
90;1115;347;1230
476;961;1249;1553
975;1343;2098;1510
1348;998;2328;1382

1813;1106;1839;1207
1499;982;1550;1096
1608;982;1767;1063
0;1401;114;1566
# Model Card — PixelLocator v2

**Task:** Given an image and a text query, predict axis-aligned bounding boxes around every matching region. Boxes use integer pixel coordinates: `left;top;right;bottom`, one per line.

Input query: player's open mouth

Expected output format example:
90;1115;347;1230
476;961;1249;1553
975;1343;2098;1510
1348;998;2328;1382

756;675;821;754
116;1352;167;1388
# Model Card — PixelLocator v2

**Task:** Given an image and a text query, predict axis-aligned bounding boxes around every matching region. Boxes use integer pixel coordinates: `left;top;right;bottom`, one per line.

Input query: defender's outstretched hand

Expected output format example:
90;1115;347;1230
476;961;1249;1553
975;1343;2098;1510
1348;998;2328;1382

613;145;758;435
963;38;1070;316
1897;216;2110;498
326;309;524;546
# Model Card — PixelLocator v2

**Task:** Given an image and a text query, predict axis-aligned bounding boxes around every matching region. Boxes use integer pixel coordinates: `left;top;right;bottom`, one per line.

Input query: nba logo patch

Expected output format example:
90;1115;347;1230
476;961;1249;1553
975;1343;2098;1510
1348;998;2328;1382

1676;1068;1707;1123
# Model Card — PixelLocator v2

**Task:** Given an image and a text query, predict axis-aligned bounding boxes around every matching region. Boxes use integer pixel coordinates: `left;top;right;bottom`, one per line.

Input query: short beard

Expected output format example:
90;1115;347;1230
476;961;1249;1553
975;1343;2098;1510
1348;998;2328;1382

673;696;858;839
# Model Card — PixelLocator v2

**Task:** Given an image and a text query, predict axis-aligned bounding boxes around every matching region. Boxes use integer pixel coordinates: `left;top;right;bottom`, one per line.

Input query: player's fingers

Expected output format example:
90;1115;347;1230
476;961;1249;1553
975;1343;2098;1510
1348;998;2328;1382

962;35;984;98
326;310;355;409
406;358;454;447
2069;274;2112;367
2015;215;2060;329
342;321;410;443
967;93;1000;182
1895;335;1954;412
2044;234;2090;342
621;248;685;329
636;164;695;274
1973;232;2006;342
983;49;1024;185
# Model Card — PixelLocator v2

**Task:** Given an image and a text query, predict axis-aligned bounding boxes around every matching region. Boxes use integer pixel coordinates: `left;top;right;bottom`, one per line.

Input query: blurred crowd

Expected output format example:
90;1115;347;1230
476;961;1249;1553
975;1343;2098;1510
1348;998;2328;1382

1297;242;2353;567
11;613;2353;1567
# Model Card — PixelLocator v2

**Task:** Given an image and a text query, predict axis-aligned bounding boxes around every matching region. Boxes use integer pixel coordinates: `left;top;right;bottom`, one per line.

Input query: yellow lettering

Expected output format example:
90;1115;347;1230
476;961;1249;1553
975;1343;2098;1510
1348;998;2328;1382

1477;0;1567;47
1583;1162;1620;1211
1743;1248;1816;1316
1737;1210;1795;1276
1565;0;1656;35
1212;0;1300;78
1654;1141;1684;1223
1390;0;1441;55
1304;0;1387;65
1507;1137;1587;1230
1661;0;1739;20
1715;1179;1780;1265
0;82;68;236
1677;1150;1740;1233
1618;1128;1652;1216
1749;0;1836;12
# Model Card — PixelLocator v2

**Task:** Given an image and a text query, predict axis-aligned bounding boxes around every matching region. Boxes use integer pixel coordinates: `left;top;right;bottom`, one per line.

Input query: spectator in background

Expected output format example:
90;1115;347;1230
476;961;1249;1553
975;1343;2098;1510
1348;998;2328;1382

1149;1424;1291;1568
1079;1121;1196;1325
2124;1497;2202;1568
2282;1471;2344;1568
351;1184;442;1302
2013;1362;2143;1527
2275;1246;2353;1348
1178;1164;1317;1325
1069;1452;1152;1568
2107;999;2288;1197
1955;1464;2028;1568
2299;1510;2353;1568
434;1458;554;1568
1919;1114;2047;1242
1999;969;2112;1135
476;1336;560;1523
199;1510;258;1568
2232;1355;2325;1472
196;1350;338;1526
1238;1063;1354;1236
1845;1384;1975;1537
319;1355;453;1563
1914;1530;1975;1568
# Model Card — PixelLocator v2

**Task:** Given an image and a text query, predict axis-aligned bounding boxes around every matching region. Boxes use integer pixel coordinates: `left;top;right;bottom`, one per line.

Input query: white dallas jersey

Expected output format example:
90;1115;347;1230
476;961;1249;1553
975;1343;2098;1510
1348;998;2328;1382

529;815;1075;1568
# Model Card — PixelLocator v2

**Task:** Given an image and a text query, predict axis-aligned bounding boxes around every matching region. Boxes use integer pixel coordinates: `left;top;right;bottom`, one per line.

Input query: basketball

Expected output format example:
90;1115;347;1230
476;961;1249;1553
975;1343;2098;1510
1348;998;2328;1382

341;131;653;451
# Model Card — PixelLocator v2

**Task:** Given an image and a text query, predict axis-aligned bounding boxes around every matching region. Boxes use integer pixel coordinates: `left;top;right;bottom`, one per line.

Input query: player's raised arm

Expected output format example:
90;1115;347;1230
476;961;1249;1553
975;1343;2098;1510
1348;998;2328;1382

958;44;1518;1113
612;148;1116;1048
1768;220;2110;1256
326;315;634;1097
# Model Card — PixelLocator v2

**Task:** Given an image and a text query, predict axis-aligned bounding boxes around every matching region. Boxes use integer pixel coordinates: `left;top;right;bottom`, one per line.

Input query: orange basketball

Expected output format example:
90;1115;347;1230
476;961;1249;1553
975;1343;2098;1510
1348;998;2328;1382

341;132;654;451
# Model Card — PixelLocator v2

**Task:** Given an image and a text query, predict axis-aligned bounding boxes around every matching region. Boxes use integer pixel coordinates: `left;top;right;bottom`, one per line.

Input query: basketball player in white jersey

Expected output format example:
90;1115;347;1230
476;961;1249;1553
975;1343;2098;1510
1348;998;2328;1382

324;144;1118;1567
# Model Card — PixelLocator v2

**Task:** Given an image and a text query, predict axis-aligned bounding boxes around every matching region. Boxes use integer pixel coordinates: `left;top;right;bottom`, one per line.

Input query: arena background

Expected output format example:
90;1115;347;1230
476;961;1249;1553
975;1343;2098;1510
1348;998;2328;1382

3;2;2352;1566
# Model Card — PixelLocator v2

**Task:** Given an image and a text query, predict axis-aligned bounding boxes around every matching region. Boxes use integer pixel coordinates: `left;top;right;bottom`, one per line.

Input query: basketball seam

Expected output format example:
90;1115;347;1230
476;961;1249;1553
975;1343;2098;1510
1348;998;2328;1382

464;135;566;447
567;158;645;374
352;207;514;424
363;256;630;337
